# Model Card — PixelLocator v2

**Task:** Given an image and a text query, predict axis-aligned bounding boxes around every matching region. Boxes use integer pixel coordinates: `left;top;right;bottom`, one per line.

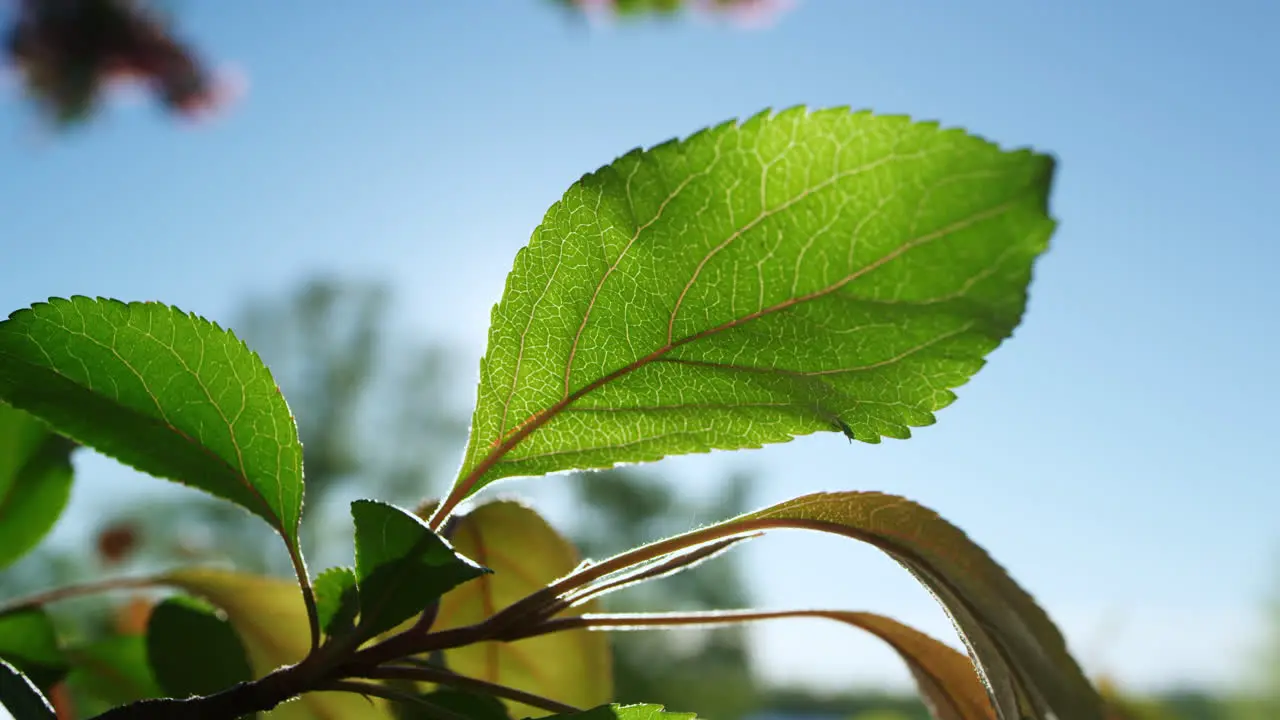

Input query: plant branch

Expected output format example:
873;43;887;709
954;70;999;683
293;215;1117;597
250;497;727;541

0;575;162;614
352;663;581;715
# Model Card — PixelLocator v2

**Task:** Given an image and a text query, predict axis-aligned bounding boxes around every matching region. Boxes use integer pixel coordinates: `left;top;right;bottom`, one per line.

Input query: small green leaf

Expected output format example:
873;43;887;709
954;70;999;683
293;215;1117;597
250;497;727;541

161;567;395;719
0;297;305;551
0;403;75;569
0;608;67;693
435;500;612;717
146;596;254;698
548;705;696;720
0;660;55;720
352;500;489;639
63;634;162;713
449;107;1055;502
314;567;360;638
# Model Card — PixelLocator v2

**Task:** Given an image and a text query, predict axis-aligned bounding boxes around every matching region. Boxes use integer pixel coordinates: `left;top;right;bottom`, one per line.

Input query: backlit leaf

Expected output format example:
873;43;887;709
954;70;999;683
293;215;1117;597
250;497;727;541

0;297;305;552
0;660;55;720
161;567;393;720
352;500;489;638
0;403;75;570
449;108;1054;502
314;567;360;638
145;596;254;698
580;492;1100;720
0;608;67;693
435;500;612;717
815;611;994;720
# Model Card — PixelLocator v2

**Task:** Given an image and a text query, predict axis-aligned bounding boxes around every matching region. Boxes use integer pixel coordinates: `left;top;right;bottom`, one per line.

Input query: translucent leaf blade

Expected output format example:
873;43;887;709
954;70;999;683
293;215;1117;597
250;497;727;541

0;403;74;570
435;500;612;717
455;108;1055;496
0;297;304;547
816;611;995;720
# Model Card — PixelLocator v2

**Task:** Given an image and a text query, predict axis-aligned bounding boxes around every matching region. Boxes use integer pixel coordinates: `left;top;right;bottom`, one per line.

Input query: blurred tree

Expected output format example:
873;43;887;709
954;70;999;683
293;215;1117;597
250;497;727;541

563;467;762;719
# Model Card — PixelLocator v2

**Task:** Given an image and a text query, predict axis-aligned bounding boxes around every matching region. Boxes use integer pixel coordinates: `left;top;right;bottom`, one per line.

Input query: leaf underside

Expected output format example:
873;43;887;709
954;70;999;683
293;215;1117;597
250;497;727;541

455;106;1055;497
629;492;1102;720
0;297;304;548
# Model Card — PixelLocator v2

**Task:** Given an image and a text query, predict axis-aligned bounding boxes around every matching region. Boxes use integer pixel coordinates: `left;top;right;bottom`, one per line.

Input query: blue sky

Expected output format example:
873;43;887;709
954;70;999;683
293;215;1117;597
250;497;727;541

2;0;1278;696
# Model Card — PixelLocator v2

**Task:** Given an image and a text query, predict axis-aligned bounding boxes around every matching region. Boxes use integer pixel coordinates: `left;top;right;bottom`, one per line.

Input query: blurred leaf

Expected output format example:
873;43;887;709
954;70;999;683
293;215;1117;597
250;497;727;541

161;567;394;720
547;704;695;719
63;635;161;712
436;500;612;717
614;492;1100;720
146;596;254;698
0;660;55;720
0;403;74;570
0;608;67;693
449;107;1054;501
352;500;489;638
314;567;360;638
0;297;305;554
818;611;994;720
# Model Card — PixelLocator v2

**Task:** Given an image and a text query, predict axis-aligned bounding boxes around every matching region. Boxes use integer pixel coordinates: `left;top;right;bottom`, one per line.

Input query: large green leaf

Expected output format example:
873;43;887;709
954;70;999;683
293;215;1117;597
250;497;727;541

0;609;67;693
0;297;304;550
161;567;393;720
435;500;612;717
0;660;55;720
351;500;489;638
561;492;1100;720
146;596;255;698
450;108;1054;500
0;403;75;569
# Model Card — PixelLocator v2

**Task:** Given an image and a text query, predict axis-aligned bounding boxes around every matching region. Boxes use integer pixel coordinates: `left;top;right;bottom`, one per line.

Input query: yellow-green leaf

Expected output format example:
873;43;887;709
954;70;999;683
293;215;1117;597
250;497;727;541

161;568;393;720
817;611;994;720
561;492;1101;720
435;500;612;717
